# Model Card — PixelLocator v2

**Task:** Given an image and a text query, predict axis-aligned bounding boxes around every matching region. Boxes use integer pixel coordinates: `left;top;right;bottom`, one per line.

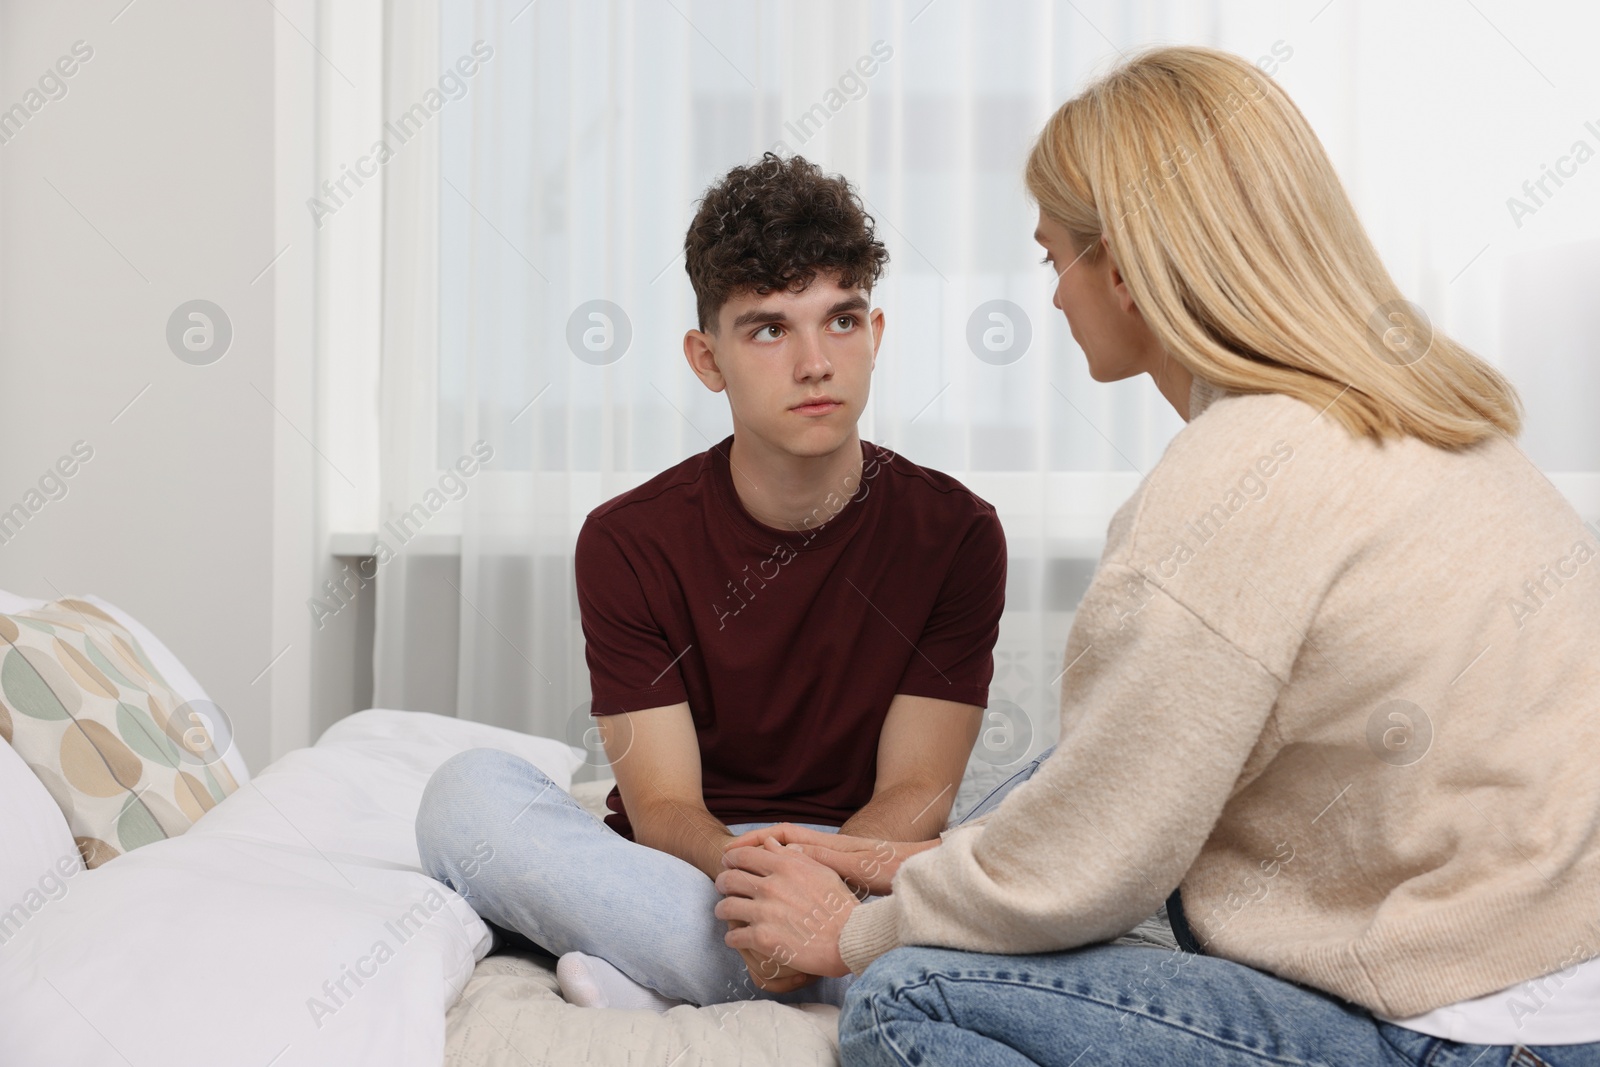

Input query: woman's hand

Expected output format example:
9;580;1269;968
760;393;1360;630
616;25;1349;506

722;824;938;898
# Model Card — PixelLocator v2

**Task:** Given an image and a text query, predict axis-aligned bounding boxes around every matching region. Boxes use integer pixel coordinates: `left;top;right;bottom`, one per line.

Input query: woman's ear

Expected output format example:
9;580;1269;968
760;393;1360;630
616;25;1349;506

1103;240;1139;316
1112;273;1138;315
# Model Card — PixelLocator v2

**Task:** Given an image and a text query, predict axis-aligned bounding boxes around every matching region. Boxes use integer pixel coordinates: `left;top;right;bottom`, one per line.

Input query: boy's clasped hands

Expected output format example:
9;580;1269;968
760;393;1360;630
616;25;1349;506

714;825;938;991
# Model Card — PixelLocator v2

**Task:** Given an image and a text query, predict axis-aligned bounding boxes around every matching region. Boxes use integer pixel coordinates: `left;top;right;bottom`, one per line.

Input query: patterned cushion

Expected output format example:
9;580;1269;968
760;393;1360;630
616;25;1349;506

0;598;239;868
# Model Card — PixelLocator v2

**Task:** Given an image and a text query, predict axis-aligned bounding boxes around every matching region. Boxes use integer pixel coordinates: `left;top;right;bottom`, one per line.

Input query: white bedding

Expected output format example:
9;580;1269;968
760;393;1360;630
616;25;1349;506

0;709;581;1067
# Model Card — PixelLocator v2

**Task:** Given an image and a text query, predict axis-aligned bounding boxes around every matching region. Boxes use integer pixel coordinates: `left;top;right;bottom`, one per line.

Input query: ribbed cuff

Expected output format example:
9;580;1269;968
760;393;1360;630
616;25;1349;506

838;896;902;975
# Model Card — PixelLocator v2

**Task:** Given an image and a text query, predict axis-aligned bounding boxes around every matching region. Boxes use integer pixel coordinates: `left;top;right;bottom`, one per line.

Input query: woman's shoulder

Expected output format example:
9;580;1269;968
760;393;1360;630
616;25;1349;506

1105;383;1322;555
1145;375;1503;512
1112;376;1578;591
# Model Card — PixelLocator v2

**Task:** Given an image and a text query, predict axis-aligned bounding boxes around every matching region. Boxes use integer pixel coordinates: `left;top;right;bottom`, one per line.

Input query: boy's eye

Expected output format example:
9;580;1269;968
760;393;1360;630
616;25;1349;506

1039;254;1054;267
832;315;856;331
755;324;783;341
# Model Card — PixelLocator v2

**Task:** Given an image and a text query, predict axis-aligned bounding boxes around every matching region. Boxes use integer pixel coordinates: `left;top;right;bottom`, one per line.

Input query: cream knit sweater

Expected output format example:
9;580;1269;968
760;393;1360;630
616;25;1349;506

838;375;1600;1018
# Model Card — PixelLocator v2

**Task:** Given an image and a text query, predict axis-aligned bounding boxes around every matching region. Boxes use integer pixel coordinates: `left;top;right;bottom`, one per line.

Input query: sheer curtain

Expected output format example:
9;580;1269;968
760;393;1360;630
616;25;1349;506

370;0;1600;768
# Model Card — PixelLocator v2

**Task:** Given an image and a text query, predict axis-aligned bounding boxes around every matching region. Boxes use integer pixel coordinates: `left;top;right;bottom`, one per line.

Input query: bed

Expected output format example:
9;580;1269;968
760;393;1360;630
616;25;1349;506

0;593;1175;1067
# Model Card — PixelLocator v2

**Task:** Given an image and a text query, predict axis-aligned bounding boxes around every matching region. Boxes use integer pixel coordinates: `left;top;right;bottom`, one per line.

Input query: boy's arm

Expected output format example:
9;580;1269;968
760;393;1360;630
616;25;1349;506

839;693;981;841
577;521;733;876
603;703;816;992
599;702;733;881
841;506;1006;842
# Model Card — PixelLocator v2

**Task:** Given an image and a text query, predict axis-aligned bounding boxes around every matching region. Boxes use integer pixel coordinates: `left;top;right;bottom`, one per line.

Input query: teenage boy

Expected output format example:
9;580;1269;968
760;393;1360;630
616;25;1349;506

415;152;1006;1011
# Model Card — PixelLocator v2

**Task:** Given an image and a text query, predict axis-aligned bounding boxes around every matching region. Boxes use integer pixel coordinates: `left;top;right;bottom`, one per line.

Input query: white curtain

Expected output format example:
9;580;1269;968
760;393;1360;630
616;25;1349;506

370;0;1600;766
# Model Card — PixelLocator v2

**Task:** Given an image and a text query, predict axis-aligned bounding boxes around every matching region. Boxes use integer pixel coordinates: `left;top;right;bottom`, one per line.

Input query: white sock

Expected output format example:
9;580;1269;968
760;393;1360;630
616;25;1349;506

556;951;685;1012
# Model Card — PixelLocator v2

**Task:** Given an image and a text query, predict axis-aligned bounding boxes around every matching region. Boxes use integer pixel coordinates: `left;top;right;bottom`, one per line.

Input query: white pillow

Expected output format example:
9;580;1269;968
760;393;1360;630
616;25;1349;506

0;588;47;615
0;708;583;1066
0;589;250;786
0;734;84;932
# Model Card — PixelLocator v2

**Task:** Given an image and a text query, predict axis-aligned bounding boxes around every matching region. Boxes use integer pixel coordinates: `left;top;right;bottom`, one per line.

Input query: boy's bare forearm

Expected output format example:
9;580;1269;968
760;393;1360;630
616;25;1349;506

632;795;734;880
839;776;958;842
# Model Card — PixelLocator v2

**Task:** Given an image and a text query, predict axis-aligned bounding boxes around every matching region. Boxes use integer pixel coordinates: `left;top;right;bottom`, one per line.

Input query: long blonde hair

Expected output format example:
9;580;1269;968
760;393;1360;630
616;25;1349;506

1026;45;1520;448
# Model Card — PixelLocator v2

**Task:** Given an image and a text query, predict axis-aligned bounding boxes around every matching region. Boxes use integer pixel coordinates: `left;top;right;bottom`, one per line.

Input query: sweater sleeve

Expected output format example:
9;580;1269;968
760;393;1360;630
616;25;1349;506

839;560;1286;974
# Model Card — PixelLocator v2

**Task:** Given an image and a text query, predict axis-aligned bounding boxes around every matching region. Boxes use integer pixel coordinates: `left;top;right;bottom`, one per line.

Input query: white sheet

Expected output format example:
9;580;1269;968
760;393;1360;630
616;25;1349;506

0;737;84;923
0;708;582;1067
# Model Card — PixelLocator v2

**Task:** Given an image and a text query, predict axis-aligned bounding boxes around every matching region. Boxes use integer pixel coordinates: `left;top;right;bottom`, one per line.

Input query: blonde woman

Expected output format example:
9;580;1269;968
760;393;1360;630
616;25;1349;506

716;45;1600;1065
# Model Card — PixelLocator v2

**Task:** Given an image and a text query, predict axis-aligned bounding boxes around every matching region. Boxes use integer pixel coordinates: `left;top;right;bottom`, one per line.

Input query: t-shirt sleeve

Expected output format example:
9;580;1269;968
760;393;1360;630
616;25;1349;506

574;515;690;716
894;505;1007;708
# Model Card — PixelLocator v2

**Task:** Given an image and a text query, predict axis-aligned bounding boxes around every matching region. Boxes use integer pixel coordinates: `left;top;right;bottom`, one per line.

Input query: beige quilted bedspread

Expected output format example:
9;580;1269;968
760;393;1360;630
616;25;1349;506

441;777;1178;1066
444;952;843;1066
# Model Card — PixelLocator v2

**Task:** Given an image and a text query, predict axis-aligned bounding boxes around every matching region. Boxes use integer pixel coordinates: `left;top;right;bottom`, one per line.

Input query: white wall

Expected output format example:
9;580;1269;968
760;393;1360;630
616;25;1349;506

0;0;298;773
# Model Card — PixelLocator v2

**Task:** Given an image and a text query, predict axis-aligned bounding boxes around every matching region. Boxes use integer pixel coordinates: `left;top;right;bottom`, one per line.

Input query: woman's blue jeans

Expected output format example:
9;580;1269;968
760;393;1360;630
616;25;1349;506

413;743;1060;1009
839;751;1600;1066
839;945;1600;1066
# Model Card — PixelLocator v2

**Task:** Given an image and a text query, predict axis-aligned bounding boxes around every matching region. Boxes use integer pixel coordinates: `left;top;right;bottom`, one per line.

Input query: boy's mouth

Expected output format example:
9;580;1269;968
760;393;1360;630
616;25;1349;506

791;397;843;416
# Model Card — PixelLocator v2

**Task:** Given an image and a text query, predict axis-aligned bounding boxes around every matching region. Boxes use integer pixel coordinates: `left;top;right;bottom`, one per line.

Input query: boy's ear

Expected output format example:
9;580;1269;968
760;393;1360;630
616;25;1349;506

683;328;727;393
869;306;886;369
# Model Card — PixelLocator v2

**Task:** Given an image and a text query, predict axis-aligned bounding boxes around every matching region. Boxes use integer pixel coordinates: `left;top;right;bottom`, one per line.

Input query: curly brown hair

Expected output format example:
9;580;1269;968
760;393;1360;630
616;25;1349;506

684;153;889;332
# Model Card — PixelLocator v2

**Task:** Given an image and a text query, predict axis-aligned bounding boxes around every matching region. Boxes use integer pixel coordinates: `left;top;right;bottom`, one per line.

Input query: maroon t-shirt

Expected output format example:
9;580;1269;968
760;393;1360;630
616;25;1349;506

574;434;1006;838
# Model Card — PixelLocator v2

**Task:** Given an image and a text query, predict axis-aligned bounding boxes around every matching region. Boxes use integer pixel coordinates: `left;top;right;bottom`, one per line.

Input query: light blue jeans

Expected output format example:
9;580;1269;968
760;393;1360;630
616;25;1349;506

414;744;1057;1009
